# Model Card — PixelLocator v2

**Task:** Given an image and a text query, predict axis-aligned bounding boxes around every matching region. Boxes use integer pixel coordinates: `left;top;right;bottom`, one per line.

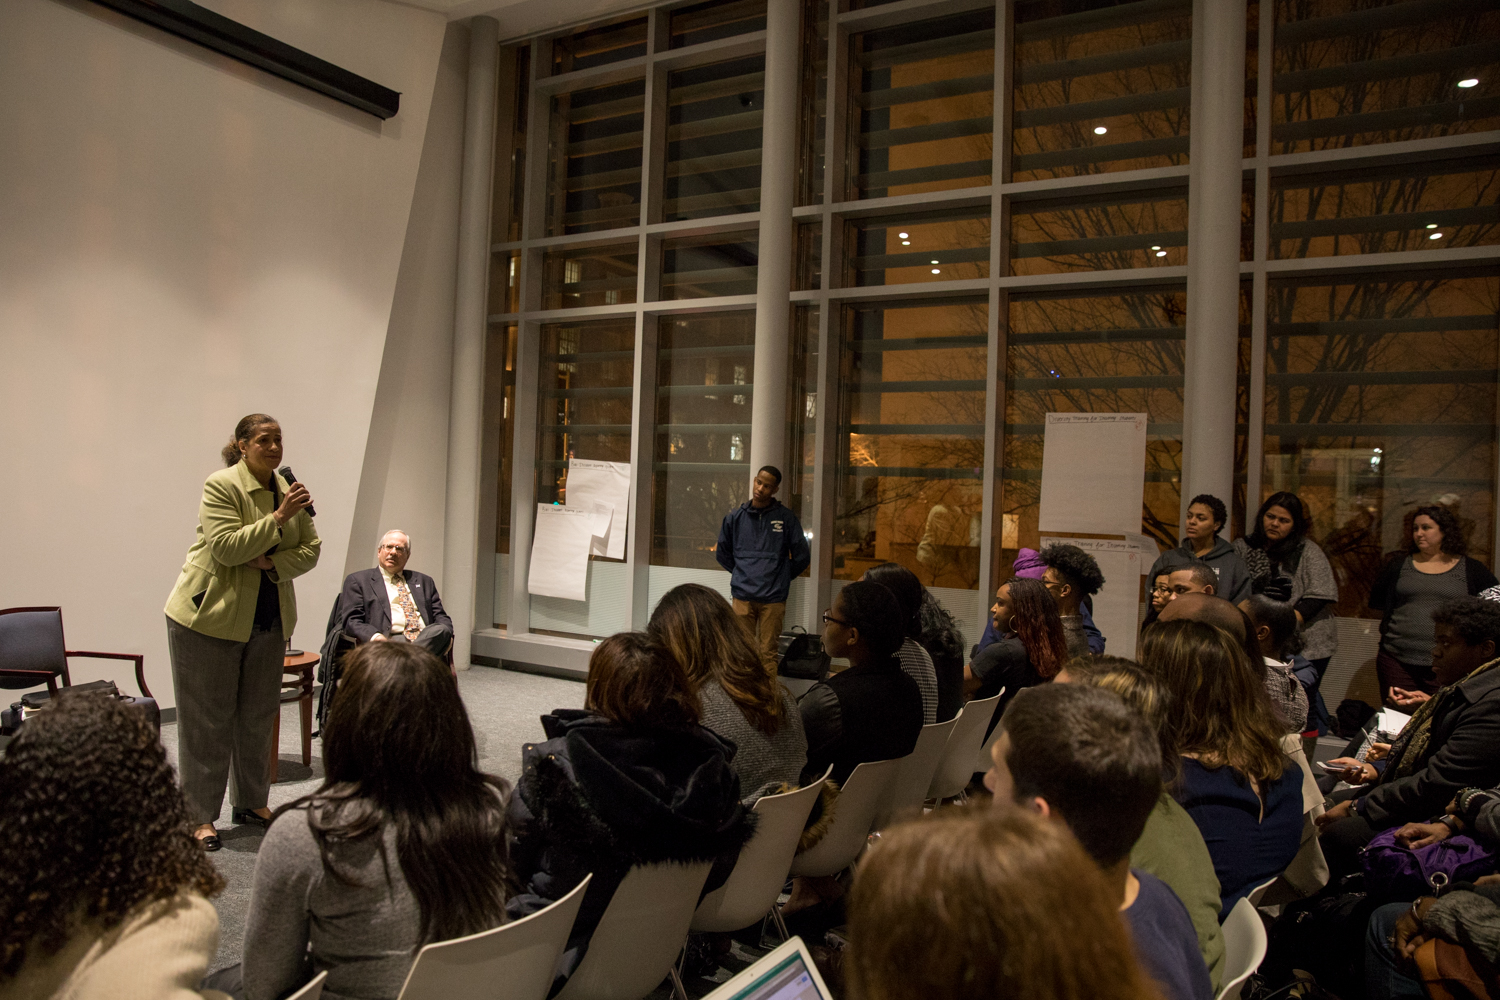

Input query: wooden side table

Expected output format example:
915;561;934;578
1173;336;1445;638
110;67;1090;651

271;651;319;783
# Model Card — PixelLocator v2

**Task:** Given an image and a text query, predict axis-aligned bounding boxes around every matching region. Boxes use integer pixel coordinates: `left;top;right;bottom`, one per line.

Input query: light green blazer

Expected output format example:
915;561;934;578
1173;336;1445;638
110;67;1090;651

164;461;321;642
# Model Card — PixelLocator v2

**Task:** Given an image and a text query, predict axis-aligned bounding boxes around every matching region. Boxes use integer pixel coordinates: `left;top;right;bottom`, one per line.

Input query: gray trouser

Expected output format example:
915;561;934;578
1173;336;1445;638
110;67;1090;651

388;622;453;658
167;616;283;825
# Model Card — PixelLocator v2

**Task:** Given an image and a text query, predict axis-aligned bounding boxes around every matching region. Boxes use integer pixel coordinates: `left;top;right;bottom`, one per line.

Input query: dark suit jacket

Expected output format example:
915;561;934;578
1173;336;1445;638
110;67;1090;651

339;567;452;643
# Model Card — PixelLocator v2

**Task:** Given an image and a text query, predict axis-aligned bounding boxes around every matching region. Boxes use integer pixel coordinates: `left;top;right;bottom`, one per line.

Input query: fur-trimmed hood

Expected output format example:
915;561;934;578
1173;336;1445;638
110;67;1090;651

516;710;755;868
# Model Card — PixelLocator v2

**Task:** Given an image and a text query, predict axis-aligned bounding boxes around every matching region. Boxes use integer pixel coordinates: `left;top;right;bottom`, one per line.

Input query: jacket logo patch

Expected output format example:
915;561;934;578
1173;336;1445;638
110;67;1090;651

772;521;783;532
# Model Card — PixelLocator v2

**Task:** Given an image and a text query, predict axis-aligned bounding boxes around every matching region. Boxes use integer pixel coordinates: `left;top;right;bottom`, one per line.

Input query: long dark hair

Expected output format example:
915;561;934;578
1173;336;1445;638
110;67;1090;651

648;585;782;734
222;412;277;467
284;642;512;946
0;692;224;977
1139;620;1287;783
1245;491;1311;562
864;562;924;639
1006;577;1069;679
1410;505;1468;556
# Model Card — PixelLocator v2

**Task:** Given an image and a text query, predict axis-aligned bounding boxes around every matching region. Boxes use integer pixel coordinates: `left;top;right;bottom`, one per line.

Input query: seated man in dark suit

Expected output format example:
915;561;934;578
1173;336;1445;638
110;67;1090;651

340;530;453;656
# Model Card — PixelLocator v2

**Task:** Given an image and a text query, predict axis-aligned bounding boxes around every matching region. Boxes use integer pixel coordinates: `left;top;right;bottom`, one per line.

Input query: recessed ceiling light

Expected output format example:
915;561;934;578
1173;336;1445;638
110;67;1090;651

1155;251;1167;257
931;268;941;274
901;240;911;245
898;232;909;238
1426;223;1438;229
1458;78;1480;88
1151;245;1162;251
1093;126;1108;135
931;259;939;264
1429;232;1444;239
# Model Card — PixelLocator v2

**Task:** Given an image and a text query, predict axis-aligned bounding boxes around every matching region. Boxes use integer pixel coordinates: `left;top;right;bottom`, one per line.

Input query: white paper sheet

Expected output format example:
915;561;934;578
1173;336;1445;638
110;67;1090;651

528;504;594;602
589;501;614;539
565;459;631;559
1046;537;1143;660
1038;413;1148;536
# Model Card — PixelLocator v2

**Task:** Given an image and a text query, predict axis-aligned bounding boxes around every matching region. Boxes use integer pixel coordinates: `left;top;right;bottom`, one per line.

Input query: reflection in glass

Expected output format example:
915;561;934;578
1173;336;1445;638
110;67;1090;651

493;45;530;244
661;232;759;299
1003;287;1187;555
850;9;995;200
1272;0;1500;154
488;324;518;627
666;57;766;221
537;318;636;509
795;222;822;292
835;299;988;591
1012;0;1192;182
846;209;990;286
1261;270;1499;615
787;305;820;522
542;245;639;309
796;0;828;205
547;79;646;235
1010;187;1189;275
552;16;648;74
652;312;756;568
669;0;766;48
1270;157;1500;260
488;251;520;316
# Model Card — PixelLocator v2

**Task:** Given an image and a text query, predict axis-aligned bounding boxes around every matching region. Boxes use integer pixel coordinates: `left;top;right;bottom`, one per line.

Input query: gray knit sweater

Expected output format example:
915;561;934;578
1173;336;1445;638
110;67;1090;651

699;682;808;802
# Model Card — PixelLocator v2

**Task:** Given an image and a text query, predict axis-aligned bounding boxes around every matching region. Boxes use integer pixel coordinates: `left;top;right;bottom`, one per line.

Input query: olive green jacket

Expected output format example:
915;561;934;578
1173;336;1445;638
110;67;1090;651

164;461;321;642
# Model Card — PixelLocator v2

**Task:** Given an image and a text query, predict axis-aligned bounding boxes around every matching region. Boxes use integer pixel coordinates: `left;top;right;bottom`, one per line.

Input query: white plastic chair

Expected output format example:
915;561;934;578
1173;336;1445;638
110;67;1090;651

973;712;1004;774
877;717;960;828
286;971;328;1000
789;757;901;878
926;690;1003;802
396;875;591;1000
1244;876;1279;909
692;772;829;936
1217;897;1269;1000
553;861;712;1000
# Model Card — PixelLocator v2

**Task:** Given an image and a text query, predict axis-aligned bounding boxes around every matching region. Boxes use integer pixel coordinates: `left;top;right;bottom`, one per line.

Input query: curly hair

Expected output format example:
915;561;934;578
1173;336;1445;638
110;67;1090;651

1410;505;1467;556
648;584;784;735
1432;597;1500;649
1005;577;1070;679
1188;494;1228;534
1039;544;1105;596
0;692;223;978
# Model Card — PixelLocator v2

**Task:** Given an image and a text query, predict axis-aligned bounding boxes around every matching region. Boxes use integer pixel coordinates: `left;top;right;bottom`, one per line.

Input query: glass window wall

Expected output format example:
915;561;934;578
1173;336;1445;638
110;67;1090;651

666;56;766;221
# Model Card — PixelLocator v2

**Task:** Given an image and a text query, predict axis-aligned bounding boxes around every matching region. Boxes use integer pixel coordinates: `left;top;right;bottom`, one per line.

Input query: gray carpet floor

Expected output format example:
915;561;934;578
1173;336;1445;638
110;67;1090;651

157;664;585;975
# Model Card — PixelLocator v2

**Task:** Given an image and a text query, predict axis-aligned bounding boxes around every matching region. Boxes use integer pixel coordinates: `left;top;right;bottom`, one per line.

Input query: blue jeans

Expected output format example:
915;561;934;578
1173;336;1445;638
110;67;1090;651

1365;902;1424;1000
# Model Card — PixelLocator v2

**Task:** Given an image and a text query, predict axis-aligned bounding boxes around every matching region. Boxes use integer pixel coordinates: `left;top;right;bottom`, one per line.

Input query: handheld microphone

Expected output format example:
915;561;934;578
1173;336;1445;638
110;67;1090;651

277;466;317;517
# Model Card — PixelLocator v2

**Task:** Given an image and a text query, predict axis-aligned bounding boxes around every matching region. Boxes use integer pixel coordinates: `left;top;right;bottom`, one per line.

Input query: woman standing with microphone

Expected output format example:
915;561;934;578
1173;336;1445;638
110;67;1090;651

165;414;320;851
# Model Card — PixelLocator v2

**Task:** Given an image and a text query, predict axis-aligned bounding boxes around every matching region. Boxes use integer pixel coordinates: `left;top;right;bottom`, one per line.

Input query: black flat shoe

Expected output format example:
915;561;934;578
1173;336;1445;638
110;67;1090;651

197;831;222;852
232;807;272;828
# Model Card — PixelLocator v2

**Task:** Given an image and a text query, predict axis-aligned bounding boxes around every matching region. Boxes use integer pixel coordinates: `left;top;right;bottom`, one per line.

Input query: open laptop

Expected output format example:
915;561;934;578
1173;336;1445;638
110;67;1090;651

700;936;835;1000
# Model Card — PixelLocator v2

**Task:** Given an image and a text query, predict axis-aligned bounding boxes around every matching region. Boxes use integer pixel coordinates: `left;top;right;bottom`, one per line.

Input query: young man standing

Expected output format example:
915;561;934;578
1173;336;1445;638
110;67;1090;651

715;465;811;673
987;683;1213;1000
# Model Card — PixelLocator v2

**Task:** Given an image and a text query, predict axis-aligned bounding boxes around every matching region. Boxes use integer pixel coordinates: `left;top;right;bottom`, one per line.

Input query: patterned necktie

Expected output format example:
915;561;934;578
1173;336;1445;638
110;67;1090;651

394;576;423;641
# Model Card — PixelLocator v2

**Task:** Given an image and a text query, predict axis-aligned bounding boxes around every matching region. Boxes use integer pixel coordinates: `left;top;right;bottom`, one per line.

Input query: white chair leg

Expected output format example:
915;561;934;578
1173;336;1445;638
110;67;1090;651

668;964;689;1000
770;905;790;943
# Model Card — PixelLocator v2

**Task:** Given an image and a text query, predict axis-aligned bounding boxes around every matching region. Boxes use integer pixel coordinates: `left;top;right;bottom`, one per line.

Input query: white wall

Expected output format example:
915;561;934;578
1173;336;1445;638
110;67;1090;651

0;0;449;705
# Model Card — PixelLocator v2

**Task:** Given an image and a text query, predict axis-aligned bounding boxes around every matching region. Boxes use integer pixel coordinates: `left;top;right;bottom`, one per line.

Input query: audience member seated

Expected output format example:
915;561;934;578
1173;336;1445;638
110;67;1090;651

508;633;753;993
1141;619;1304;916
337;530;454;656
965;577;1069;732
846;808;1166;1000
1366;786;1500;1000
1164;561;1220;601
1143;554;1192;631
916;587;967;723
235;642;512;1000
1057;656;1226;993
863;562;941;723
1316;596;1500;881
648;583;807;802
800;581;924;785
1039;543;1108;658
974;546;1104;655
1241;594;1317;731
0;692;229;1000
987;683;1212;1000
1149;493;1254;604
1160;591;1308;734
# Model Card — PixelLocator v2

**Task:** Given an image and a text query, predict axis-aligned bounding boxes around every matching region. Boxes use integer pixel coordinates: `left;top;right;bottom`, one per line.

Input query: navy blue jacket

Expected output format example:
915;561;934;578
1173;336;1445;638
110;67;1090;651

715;499;811;604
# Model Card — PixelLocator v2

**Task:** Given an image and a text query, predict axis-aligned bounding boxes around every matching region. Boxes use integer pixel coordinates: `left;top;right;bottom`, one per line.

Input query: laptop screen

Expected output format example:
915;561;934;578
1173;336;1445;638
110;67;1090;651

724;952;827;1000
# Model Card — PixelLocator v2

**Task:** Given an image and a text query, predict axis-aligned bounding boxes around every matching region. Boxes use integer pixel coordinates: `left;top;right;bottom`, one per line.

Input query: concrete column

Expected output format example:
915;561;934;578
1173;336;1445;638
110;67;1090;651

443;16;499;669
748;0;799;480
1182;0;1246;522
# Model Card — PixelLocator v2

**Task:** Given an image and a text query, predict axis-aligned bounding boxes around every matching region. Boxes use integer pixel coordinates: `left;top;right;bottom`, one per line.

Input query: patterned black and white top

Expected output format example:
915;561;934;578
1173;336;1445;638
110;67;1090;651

897;637;938;725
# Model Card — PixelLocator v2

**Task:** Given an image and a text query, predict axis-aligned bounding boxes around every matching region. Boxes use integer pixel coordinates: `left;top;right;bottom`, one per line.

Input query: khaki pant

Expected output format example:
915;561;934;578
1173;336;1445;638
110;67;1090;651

732;599;786;675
